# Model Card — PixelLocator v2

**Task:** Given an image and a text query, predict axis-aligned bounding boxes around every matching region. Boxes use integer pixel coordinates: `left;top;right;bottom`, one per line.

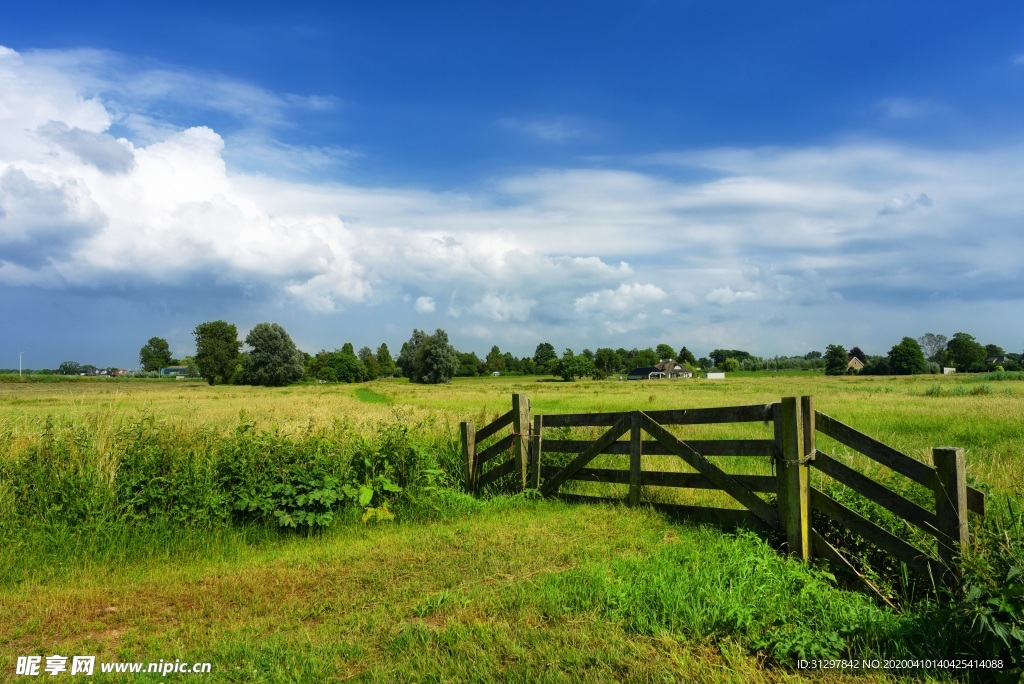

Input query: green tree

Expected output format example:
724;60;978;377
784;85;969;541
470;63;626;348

985;344;1006;359
723;357;741;373
824;344;848;376
946;332;986;371
485;345;506;373
533;342;557;373
58;361;81;375
139;337;173;371
656;343;675;360
918;333;948;362
678;346;697;366
456;351;482;377
887;337;926;375
415;329;459;384
358;346;381;380
397;329;429;379
193;321;242;385
710;349;751;366
555;350;596;381
633;348;659;368
242;322;304;386
594;347;620;374
376;343;397;377
309;346;365;383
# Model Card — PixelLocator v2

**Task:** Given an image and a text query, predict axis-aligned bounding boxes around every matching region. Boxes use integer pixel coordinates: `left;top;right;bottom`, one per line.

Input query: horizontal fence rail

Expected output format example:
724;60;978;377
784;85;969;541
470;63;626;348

462;394;986;589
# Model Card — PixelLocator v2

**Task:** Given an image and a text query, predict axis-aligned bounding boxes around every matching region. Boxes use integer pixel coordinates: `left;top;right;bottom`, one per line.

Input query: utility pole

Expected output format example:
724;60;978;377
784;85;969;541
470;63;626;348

19;352;23;377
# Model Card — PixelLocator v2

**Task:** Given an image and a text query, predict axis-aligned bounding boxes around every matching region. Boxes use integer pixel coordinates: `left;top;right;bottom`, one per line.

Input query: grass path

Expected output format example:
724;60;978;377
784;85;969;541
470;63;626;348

1;499;927;683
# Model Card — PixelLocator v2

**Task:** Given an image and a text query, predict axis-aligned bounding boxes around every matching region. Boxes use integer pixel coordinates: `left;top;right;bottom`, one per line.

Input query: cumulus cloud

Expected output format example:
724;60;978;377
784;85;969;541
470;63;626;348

707;287;758;306
37;122;136;174
3;44;1024;356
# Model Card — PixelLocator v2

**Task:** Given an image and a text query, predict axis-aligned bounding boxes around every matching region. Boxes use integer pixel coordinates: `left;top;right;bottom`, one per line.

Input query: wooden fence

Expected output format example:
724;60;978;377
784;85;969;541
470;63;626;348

461;394;986;586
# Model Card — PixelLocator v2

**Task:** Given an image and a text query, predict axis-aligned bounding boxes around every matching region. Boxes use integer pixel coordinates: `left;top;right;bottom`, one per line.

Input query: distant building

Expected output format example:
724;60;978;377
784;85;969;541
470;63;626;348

706;372;726;380
626;359;694;380
161;366;189;377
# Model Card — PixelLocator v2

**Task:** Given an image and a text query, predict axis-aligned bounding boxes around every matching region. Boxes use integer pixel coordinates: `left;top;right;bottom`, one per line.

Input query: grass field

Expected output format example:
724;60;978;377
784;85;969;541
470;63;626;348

1;373;1021;681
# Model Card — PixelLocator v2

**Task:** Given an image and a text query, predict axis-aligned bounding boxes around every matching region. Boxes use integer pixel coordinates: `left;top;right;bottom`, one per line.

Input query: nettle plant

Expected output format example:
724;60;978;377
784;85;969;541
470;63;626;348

223;420;445;532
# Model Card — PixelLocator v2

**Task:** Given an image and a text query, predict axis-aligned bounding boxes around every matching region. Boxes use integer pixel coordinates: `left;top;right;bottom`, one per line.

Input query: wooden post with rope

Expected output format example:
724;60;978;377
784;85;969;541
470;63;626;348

776;396;811;560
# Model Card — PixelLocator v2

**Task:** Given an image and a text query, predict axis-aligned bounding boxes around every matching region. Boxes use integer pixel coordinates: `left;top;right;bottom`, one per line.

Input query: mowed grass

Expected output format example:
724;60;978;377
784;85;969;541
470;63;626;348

1;373;1021;681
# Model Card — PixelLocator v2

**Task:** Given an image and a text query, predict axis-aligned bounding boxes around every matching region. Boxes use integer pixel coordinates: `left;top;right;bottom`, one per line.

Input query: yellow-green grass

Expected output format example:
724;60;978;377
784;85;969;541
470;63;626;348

1;374;1020;681
3;373;1020;489
1;498;933;683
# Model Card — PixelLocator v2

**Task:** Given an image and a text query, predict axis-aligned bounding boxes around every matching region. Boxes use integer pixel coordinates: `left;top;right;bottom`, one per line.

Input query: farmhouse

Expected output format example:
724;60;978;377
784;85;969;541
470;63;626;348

626;359;694;380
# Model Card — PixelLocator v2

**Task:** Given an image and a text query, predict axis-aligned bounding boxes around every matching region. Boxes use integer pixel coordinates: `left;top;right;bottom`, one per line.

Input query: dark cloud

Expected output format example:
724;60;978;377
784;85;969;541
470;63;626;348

0;168;105;268
38;121;136;174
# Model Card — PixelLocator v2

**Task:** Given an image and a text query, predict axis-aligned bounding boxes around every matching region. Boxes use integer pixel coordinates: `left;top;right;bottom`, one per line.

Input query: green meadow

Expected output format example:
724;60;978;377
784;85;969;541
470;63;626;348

0;373;1021;682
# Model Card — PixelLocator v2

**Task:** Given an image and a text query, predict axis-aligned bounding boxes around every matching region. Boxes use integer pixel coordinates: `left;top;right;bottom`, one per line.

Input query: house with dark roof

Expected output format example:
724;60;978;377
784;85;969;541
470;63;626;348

627;359;694;380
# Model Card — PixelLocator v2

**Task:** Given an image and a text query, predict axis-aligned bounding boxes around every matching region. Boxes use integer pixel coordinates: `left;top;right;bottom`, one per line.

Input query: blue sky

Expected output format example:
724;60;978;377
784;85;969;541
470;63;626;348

2;2;1024;368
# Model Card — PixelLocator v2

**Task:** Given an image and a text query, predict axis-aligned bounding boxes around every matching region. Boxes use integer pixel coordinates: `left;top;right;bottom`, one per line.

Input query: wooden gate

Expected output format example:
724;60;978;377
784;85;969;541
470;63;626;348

461;394;986;586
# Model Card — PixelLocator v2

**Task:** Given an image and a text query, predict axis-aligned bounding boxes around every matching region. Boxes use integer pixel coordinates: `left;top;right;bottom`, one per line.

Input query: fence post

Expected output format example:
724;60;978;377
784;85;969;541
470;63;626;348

933;447;968;585
512;394;530;492
461;421;476;494
529;414;543;489
629;411;642;506
776;396;811;561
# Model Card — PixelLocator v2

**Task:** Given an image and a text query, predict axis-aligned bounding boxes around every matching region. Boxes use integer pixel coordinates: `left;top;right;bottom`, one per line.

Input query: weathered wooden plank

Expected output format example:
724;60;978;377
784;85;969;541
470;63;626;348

629;412;642;506
638;412;781;531
810;487;939;579
644;404;776;425
540;417;631;496
777;396;811;560
539;466;776;492
553;493;773;532
538;439;776;457
461;421;476;493
529;414;542;490
967;486;985;516
815;412;939;489
540;412;629;428
933;447;968;583
477;457;517;489
476;434;514;466
813;450;942;539
810;528;900;610
512;394;530;492
475;410;514;443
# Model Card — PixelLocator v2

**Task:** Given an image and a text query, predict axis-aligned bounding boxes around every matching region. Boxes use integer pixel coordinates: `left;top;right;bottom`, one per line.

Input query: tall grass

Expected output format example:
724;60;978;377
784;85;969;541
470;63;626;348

2;376;1022;677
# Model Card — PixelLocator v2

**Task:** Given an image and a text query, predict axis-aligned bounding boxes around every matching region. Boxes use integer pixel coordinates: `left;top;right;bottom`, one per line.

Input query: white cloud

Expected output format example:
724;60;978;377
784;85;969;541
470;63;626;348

707;287;758;306
498;116;590;142
3;45;1024;357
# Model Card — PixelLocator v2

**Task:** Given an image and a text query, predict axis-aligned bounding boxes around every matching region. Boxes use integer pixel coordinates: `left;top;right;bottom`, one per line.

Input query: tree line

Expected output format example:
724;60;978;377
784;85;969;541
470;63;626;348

822;332;1020;376
29;324;1018;385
